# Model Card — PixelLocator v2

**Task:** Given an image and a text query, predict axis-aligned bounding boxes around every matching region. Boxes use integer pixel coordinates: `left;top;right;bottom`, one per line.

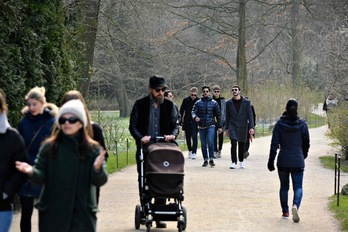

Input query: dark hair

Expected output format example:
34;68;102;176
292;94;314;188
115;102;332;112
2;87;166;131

286;98;298;121
202;86;210;91
164;90;172;97
232;85;241;91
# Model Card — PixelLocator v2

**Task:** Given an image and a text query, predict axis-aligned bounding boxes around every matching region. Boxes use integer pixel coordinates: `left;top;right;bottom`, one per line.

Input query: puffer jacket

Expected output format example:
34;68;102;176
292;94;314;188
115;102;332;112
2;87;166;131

192;96;222;128
269;111;310;168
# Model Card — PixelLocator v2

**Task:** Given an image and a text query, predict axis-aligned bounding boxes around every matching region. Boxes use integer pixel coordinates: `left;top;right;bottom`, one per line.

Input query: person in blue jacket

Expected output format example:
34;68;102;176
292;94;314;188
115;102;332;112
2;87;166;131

267;98;310;223
17;86;58;232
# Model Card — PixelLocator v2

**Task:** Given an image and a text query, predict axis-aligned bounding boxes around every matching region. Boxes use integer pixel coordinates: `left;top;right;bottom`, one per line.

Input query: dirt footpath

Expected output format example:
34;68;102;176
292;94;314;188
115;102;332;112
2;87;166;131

11;125;348;232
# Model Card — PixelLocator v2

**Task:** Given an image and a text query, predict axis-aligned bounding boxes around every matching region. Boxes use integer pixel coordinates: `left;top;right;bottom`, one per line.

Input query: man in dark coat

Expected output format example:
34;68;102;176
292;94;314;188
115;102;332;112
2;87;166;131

225;85;254;169
129;75;179;228
179;87;199;159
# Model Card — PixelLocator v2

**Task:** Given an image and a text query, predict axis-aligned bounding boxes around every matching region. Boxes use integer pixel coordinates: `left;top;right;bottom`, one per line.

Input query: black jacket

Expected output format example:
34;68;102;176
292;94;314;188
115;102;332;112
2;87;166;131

179;96;199;131
0;127;27;211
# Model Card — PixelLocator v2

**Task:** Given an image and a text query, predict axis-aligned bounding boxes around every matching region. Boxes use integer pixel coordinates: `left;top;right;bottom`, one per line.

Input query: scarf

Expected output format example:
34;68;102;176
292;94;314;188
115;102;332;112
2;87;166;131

0;112;11;133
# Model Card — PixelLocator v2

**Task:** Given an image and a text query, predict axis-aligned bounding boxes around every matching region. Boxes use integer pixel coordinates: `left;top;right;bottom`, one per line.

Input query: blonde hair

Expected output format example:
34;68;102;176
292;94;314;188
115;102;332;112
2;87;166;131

0;89;8;113
25;86;47;104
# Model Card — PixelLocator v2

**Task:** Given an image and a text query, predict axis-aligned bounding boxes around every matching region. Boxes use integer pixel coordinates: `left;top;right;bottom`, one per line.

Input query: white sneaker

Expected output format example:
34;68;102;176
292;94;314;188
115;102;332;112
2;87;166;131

216;150;221;158
214;152;217;158
292;205;300;223
240;161;245;169
191;153;197;159
229;162;236;169
188;151;192;159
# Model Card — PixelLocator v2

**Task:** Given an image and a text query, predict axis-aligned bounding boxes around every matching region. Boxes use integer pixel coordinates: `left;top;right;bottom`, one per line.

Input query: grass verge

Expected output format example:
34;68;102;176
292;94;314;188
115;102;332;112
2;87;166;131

320;156;348;231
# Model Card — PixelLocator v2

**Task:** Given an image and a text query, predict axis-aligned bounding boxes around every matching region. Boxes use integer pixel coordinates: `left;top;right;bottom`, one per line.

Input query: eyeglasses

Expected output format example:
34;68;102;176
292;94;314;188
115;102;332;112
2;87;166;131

203;90;209;93
155;88;166;92
214;90;220;93
58;117;80;125
191;94;197;97
232;88;239;92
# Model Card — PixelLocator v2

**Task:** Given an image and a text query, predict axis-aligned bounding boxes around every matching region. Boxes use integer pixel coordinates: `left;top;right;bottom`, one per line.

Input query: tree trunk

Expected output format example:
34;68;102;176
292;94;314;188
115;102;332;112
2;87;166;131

237;0;248;96
290;0;302;90
79;0;101;98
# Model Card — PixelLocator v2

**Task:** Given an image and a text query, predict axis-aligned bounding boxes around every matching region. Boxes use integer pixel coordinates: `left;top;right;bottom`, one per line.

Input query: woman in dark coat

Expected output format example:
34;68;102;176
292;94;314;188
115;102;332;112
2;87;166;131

267;98;310;223
16;99;108;232
17;86;58;232
0;89;27;232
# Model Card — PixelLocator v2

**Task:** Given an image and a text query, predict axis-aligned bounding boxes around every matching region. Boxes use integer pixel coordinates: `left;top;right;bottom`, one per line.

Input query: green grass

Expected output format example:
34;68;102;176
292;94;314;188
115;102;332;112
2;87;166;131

320;156;348;231
329;195;348;231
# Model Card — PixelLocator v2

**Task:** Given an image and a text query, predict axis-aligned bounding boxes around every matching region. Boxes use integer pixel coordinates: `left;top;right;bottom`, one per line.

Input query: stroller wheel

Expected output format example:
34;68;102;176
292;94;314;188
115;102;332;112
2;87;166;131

135;205;141;229
146;222;151;232
182;207;187;231
178;224;184;232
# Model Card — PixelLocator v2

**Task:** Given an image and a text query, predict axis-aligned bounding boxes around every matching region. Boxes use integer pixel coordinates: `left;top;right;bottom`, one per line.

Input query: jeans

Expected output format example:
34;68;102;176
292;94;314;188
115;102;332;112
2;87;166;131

278;168;304;213
199;126;215;160
0;210;13;232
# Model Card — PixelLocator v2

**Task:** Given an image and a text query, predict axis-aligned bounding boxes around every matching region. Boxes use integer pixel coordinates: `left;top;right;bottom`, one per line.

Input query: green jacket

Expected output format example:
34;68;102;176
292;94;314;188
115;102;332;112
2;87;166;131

30;132;108;232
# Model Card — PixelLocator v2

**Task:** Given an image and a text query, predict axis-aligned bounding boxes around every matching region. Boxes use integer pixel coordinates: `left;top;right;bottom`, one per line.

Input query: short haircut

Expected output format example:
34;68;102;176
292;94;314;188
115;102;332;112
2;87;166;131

190;87;198;93
202;86;210;91
212;85;220;91
232;85;240;91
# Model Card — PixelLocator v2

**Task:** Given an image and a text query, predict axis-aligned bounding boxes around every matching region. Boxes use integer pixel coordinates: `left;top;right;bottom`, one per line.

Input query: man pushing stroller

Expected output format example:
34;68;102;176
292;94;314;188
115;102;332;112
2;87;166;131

129;75;179;228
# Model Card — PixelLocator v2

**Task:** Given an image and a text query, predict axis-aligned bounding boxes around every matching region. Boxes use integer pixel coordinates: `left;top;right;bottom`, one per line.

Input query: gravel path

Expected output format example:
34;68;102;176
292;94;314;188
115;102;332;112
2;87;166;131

10;125;348;232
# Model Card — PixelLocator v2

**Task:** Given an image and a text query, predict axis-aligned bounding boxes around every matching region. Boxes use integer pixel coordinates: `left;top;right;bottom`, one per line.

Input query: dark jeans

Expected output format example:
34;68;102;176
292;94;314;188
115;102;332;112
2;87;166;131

230;139;245;163
214;127;223;152
185;123;198;154
277;167;304;213
20;196;34;232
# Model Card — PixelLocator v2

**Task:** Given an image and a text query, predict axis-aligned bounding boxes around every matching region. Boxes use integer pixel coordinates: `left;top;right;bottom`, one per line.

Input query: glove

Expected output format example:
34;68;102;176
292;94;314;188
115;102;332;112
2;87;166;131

267;160;275;172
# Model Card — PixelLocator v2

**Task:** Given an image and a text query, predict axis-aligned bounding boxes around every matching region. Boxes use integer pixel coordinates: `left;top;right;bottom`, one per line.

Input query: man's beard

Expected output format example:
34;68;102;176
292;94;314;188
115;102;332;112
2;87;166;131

151;93;164;104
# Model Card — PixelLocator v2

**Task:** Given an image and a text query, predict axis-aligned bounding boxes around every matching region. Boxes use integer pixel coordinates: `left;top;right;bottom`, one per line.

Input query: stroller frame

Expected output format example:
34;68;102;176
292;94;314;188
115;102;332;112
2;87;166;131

135;138;187;232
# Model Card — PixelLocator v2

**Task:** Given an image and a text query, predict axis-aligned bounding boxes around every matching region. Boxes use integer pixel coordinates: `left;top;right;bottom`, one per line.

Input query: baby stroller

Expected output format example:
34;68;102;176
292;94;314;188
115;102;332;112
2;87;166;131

135;137;187;232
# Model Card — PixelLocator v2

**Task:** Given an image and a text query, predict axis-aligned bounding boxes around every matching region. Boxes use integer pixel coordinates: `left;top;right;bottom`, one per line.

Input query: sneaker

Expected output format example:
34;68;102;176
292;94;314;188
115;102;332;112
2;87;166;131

191;153;197;159
282;212;289;219
292;205;300;223
214;152;217;158
240;161;245;169
217;150;221;158
202;161;208;167
209;160;215;167
188;151;192;159
243;151;249;159
229;162;236;169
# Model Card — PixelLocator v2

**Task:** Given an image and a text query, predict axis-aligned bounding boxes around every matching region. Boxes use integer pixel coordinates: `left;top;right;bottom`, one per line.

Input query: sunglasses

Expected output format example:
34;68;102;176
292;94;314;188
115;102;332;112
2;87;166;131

155;88;166;93
203;90;209;93
191;94;197;97
232;88;239;92
58;117;80;125
214;90;220;93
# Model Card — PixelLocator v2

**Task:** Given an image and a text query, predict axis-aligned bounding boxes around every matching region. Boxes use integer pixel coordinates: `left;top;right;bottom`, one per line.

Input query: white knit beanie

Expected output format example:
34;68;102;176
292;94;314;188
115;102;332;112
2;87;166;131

57;99;87;128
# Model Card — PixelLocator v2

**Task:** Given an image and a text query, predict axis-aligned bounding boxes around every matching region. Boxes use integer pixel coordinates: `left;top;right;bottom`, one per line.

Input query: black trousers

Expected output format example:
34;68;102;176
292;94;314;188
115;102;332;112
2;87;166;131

230;139;245;163
20;196;35;232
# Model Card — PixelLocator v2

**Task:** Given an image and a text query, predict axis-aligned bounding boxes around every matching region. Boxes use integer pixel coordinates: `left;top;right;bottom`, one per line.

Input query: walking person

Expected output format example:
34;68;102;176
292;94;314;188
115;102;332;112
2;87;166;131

0;89;27;232
179;87;199;159
164;90;181;124
225;85;254;169
15;99;108;232
212;85;226;158
17;86;58;232
61;90;109;205
192;86;222;167
267;98;310;222
129;75;178;228
243;97;256;159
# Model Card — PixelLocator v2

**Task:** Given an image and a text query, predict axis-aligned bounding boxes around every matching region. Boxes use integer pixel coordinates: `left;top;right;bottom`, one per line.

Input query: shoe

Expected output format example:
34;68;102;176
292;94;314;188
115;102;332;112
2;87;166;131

191;153;197;159
156;221;167;228
216;150;221;158
202;161;208;167
240;161;245;169
292;205;300;223
229;162;236;169
243;151;249;159
214;152;217;158
188;151;192;159
282;212;289;219
209;160;215;167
